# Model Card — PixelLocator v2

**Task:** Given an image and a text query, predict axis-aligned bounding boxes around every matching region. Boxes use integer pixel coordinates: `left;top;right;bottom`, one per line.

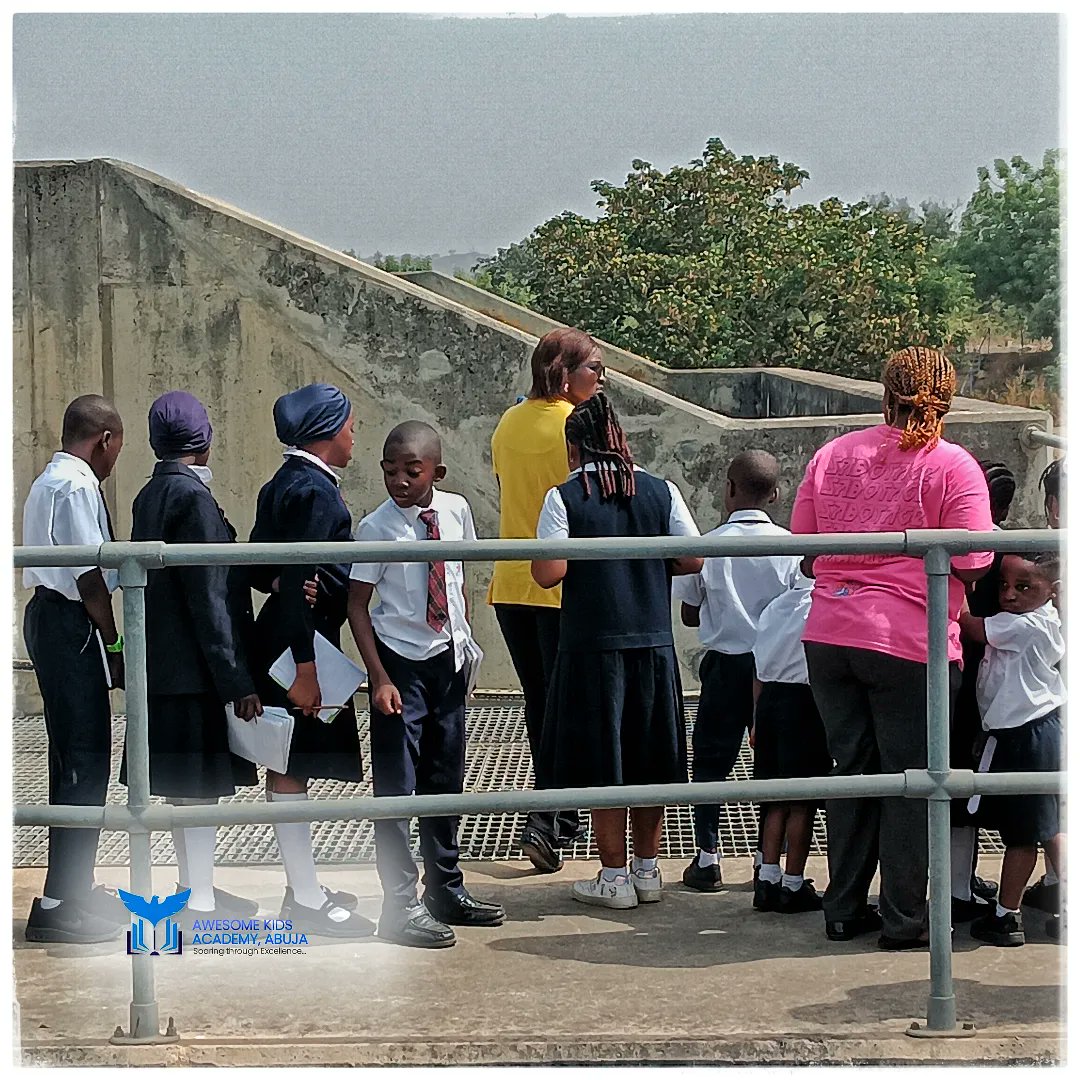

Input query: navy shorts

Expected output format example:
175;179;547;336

978;709;1062;847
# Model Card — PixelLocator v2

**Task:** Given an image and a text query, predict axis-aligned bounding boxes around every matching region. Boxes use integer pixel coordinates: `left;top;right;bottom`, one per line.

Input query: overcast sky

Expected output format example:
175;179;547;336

12;12;1061;257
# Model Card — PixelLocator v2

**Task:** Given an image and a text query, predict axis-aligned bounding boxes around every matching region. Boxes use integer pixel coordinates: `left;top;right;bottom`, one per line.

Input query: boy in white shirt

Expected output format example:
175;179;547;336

348;421;504;948
674;450;801;891
750;573;831;914
959;551;1065;947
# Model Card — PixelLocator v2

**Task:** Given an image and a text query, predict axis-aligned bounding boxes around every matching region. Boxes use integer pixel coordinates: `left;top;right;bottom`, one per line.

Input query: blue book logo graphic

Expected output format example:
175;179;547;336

117;889;190;956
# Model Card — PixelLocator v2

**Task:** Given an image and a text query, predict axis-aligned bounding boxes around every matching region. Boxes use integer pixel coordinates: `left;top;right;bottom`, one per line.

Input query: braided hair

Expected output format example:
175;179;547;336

565;391;635;501
1040;457;1063;502
979;460;1016;525
881;346;957;451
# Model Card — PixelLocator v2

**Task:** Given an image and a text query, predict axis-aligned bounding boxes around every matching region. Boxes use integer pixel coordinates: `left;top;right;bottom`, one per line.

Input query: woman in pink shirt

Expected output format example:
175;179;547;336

790;346;993;950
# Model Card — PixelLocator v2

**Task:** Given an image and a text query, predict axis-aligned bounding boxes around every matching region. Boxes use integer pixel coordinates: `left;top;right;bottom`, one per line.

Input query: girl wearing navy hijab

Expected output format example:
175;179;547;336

248;383;371;938
124;390;262;924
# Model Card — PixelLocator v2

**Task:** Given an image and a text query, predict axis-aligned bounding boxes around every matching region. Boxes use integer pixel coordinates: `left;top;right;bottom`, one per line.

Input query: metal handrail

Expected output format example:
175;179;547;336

11;527;1065;1045
1023;424;1066;451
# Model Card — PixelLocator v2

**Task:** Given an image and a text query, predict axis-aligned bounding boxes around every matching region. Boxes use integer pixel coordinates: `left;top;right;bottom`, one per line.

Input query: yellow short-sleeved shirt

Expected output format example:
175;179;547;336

486;397;573;608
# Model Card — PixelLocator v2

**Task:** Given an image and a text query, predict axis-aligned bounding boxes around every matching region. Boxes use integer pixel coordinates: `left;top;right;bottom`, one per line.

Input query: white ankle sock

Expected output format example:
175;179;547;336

40;897;62;910
782;872;804;892
996;902;1019;918
759;863;782;885
270;791;326;911
600;865;628;883
632;856;657;873
951;827;976;900
182;827;218;911
697;849;718;868
171;828;190;886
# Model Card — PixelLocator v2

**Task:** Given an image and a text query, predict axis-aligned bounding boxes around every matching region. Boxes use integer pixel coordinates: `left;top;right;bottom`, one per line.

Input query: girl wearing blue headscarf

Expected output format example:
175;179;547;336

248;382;371;938
124;390;262;925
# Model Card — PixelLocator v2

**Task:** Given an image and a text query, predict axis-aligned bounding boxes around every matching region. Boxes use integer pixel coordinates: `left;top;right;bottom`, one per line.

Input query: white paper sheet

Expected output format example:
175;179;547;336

269;632;366;723
226;705;294;775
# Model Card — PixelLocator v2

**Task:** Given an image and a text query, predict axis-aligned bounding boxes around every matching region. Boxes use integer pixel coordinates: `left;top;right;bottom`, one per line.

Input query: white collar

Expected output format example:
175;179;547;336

568;464;643;477
52;451;99;484
393;495;441;524
727;509;774;523
284;447;340;486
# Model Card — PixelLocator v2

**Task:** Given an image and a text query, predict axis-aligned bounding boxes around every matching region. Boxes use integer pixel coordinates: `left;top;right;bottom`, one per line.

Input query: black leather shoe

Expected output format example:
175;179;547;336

520;827;563;873
283;885;358;913
682;857;723;892
79;885;130;925
825;905;883;941
177;884;259;919
1045;914;1064;942
282;896;376;939
878;932;930;951
971;909;1025;947
779;880;824;914
25;898;123;944
424;890;505;927
971;875;998;902
557;821;590;847
377;902;456;948
1022;879;1060;914
753;877;782;912
952;894;993;923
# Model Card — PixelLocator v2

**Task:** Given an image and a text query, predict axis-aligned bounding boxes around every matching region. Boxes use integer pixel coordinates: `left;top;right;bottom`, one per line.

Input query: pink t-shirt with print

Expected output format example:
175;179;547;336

790;424;993;665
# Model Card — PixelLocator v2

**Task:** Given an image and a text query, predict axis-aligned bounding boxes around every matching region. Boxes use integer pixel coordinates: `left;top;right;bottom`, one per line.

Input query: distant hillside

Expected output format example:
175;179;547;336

356;251;490;276
428;252;490;276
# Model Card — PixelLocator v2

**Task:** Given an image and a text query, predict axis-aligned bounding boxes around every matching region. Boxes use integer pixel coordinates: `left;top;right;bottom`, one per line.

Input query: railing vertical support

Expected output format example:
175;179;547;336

922;546;958;1034
109;557;175;1044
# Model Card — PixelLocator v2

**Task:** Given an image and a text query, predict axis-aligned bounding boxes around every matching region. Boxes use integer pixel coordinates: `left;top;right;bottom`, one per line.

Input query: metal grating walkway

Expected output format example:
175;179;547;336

12;706;1002;867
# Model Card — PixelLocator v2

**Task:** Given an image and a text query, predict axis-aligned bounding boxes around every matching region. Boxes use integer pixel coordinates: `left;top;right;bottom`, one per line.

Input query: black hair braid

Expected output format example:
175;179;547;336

565;392;635;501
979;460;1016;514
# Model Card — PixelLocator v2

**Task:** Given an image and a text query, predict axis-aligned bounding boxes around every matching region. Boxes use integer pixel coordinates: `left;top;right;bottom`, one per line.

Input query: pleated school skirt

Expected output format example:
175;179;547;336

540;644;688;790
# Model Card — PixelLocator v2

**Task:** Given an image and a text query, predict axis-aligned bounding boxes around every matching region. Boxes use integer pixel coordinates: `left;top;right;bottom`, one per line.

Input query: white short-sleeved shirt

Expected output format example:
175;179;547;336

976;601;1066;731
535;465;700;540
672;510;801;656
22;452;118;600
752;578;815;685
350;489;476;670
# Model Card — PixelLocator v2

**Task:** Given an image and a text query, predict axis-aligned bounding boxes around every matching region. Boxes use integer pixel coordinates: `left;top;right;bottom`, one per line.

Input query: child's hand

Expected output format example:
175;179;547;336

303;574;319;608
748;724;756;750
372;681;403;716
288;663;322;716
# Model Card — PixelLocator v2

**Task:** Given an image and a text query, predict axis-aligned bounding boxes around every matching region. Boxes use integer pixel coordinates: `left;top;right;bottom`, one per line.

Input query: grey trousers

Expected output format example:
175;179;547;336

805;642;960;942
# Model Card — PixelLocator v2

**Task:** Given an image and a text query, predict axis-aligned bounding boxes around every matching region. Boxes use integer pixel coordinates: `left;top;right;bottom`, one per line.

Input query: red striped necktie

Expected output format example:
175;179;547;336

418;509;449;632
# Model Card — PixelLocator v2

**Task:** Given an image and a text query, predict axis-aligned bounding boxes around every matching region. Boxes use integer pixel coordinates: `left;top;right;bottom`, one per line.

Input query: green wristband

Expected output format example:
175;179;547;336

105;634;124;654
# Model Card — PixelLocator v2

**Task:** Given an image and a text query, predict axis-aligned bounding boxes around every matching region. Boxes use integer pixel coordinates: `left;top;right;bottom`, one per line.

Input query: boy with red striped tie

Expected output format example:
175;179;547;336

348;421;504;948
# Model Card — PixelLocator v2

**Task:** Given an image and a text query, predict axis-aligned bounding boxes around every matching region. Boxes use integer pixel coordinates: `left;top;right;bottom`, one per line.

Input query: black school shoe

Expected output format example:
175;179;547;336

682;858;724;892
878;933;930;951
1045;914;1065;942
952;894;994;923
25;898;123;944
423;889;505;927
825;905;883;942
753;877;782;912
176;883;262;919
971;909;1025;947
520;827;563;874
282;885;359;913
779;880;824;914
80;885;130;925
1022;879;1060;914
972;875;999;902
377;902;456;949
280;894;376;939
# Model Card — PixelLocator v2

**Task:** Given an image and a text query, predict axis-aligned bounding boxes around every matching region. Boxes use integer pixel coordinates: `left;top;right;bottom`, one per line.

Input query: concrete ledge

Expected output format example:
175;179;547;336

16;1032;1064;1067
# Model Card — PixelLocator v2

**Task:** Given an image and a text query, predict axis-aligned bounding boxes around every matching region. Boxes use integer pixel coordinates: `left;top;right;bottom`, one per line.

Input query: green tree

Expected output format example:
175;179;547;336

951;151;1061;348
475;139;973;376
372;252;433;272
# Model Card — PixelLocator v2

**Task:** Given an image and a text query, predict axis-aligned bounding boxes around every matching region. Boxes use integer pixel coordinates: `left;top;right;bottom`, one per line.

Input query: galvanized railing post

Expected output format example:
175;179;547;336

921;546;959;1034
109;556;175;1045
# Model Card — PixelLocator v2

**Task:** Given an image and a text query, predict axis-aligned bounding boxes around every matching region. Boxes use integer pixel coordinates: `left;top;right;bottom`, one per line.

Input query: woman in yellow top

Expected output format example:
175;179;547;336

489;327;604;872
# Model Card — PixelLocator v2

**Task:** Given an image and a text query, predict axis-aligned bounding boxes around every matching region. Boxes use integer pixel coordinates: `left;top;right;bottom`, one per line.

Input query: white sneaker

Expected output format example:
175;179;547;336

572;872;639;910
631;865;663;903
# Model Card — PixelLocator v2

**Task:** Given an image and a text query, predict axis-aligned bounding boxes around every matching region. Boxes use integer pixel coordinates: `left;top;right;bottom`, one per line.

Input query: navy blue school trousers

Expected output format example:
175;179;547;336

24;588;113;901
369;637;467;910
692;649;756;852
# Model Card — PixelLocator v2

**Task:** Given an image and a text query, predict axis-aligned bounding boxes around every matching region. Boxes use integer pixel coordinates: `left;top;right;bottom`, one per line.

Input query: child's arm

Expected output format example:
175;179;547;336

346;580;402;715
681;602;701;628
672;556;704;576
749;678;763;750
531;558;567;589
958;598;988;646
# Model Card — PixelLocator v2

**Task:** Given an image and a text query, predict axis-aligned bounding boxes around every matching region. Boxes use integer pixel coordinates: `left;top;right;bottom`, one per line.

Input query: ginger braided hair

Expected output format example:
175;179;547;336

565;391;636;500
881;346;957;451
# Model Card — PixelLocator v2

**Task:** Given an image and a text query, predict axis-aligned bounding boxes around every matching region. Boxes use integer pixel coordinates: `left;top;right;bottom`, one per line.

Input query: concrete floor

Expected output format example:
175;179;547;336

13;856;1065;1066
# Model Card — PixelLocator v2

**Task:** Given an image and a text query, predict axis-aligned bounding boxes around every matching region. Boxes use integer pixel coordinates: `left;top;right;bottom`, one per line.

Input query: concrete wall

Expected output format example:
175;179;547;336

13;160;1056;714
